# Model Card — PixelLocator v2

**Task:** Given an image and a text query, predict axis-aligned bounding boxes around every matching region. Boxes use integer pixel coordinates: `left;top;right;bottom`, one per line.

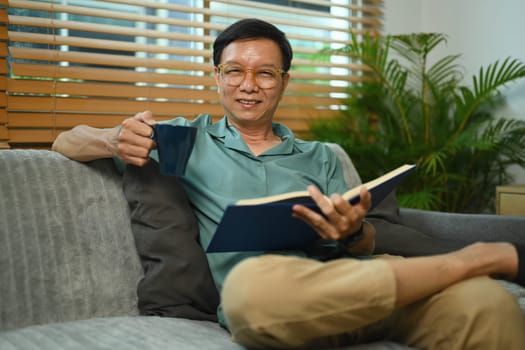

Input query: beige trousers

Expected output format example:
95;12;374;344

221;254;525;350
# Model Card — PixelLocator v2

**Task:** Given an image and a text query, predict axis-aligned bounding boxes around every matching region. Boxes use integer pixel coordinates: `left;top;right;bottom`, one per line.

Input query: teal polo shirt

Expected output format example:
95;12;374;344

121;114;350;326
153;114;349;294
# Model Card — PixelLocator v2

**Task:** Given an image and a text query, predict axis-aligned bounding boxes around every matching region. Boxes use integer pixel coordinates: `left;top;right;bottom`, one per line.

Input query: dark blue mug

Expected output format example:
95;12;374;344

152;124;197;176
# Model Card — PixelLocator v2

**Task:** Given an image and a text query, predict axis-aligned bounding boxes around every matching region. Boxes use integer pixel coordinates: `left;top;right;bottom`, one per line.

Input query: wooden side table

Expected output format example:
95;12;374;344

496;185;525;216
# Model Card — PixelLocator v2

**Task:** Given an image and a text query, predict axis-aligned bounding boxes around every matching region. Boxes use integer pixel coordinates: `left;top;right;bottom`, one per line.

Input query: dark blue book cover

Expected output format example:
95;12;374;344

206;164;416;253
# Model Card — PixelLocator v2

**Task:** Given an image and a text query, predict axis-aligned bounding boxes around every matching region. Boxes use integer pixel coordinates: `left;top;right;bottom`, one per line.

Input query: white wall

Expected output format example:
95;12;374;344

383;0;525;183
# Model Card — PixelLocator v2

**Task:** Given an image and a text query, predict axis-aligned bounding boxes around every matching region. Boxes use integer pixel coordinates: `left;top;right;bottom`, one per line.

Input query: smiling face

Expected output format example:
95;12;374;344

214;38;290;129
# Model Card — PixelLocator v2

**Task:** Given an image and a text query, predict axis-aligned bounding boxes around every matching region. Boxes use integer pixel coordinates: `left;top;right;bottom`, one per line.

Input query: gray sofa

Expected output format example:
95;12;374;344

1;146;525;350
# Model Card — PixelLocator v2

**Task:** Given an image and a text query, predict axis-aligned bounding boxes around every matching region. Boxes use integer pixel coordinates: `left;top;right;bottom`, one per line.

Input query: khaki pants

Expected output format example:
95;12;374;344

222;255;525;350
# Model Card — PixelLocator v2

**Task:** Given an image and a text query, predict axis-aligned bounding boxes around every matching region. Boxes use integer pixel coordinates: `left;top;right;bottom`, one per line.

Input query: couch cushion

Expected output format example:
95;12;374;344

325;143;362;188
122;160;220;320
0;316;242;350
498;280;525;312
0;316;416;350
0;150;143;331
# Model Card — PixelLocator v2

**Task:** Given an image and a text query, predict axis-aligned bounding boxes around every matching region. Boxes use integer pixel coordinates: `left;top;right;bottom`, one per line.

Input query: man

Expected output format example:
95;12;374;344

53;19;525;349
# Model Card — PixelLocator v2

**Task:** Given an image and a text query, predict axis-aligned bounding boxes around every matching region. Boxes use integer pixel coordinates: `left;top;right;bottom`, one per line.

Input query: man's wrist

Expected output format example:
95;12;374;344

339;220;369;246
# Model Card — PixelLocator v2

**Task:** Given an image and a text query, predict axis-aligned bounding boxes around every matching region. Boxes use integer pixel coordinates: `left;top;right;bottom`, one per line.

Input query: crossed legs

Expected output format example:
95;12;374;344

222;243;525;349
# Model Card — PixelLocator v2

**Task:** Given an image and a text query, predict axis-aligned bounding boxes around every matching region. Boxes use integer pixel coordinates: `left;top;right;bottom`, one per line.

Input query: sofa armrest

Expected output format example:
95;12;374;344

399;208;525;244
0;150;143;331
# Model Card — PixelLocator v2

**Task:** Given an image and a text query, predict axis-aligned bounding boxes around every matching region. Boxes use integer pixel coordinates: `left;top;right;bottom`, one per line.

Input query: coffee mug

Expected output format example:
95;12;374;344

152;124;197;176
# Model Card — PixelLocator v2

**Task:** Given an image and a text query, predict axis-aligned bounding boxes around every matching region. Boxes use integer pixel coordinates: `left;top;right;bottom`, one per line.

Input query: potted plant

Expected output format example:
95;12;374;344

310;32;525;213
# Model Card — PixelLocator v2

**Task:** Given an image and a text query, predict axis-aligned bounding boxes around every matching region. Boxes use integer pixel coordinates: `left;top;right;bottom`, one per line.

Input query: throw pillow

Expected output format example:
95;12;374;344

122;160;219;321
369;191;467;256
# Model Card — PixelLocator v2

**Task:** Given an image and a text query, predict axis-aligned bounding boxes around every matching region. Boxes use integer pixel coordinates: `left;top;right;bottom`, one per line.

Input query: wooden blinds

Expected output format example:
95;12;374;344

3;0;382;148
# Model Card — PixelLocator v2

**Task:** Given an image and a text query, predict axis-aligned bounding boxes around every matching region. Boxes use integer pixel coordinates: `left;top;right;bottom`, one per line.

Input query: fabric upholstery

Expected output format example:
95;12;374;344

122;160;220;320
325;142;362;188
0;316;242;350
400;208;525;243
0;316;414;350
0;150;142;331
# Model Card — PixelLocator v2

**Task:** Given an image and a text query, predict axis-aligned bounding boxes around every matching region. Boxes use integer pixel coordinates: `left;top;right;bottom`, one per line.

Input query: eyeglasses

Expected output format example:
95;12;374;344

217;63;285;89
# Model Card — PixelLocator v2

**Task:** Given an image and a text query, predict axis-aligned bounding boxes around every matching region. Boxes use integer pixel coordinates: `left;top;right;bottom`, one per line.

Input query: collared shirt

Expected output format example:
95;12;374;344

152;114;349;294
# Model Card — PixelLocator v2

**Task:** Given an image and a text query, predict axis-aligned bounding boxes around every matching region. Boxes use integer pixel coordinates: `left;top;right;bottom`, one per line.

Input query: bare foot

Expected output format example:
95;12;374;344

452;242;519;281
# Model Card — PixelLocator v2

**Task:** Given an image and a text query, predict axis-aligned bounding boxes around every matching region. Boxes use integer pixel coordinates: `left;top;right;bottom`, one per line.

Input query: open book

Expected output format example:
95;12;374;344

206;164;416;253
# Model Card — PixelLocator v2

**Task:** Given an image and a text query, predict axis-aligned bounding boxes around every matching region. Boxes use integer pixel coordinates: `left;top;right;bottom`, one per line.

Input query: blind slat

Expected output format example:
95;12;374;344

5;128;57;143
8;79;217;99
8;112;176;128
9;15;217;44
7;96;224;115
0;125;8;139
7;79;343;107
10;47;211;71
10;63;216;86
0;41;7;56
9;31;210;57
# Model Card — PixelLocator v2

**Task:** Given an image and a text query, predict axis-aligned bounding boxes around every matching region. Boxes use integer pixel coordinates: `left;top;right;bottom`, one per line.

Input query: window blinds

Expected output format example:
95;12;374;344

2;0;382;148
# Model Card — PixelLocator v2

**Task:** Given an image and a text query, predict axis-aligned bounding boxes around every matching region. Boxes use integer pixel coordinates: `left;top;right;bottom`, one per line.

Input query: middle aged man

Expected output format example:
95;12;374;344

52;18;525;350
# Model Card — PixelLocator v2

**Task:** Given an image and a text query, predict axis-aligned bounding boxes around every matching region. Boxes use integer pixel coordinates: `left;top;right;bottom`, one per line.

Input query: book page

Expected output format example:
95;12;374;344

342;164;415;201
236;164;415;206
236;190;311;205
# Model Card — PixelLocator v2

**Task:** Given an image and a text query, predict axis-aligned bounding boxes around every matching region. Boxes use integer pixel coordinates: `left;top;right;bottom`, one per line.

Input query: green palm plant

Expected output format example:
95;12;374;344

311;32;525;213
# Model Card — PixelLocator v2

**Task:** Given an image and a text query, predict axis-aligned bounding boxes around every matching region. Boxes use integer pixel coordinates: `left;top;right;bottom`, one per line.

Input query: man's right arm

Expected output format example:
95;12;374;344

52;124;121;162
52;111;157;166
